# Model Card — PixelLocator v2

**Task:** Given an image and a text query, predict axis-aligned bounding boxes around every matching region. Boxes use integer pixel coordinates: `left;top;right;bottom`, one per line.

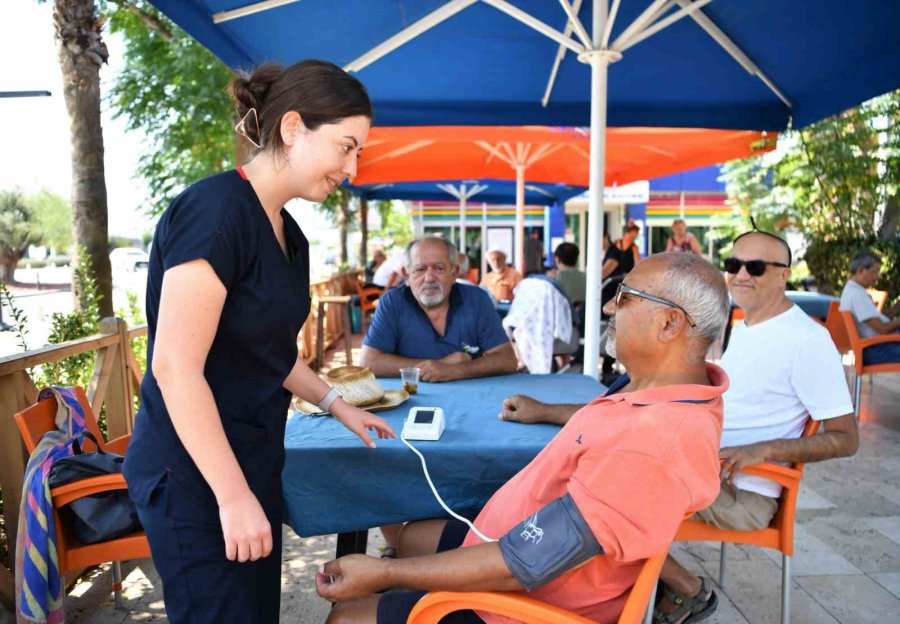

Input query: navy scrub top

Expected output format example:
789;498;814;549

123;169;310;523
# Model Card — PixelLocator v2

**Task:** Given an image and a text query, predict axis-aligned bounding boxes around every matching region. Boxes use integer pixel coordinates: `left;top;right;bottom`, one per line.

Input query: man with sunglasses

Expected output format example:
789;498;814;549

500;232;858;623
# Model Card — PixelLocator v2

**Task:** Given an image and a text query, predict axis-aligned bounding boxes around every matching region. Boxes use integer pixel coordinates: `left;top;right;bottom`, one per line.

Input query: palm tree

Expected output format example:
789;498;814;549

53;0;114;316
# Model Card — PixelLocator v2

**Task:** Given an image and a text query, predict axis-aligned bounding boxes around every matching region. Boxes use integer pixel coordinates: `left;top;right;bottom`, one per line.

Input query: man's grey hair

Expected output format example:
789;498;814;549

404;236;459;268
850;249;881;273
457;252;470;273
653;252;730;362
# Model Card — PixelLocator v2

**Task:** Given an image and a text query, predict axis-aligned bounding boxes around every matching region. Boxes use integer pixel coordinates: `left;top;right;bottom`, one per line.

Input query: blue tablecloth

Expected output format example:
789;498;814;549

785;291;838;321
282;374;603;537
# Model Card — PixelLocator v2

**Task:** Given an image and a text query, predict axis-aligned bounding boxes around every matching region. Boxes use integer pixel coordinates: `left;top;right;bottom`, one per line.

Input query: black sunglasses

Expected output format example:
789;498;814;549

723;257;789;277
614;282;696;328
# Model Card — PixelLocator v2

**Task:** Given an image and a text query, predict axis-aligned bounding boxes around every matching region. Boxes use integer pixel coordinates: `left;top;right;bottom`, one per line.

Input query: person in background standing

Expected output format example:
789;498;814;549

666;219;702;255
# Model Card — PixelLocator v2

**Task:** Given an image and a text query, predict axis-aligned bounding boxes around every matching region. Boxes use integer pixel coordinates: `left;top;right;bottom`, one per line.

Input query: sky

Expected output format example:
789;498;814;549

0;0;155;238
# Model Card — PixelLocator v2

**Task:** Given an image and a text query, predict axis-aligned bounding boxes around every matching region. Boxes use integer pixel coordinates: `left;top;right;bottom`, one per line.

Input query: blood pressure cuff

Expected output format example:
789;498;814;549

498;494;604;591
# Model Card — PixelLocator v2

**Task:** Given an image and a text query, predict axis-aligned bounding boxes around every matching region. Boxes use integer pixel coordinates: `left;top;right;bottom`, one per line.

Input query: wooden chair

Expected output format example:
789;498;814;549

840;310;900;417
675;418;820;624
867;289;888;313
14;387;149;609
407;551;667;624
354;278;382;331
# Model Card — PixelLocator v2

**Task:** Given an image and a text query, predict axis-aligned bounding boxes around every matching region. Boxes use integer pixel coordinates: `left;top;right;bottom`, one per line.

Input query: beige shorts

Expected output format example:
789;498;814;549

692;479;779;531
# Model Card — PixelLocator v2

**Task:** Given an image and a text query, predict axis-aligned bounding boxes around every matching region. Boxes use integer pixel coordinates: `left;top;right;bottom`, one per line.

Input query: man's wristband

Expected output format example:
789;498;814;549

317;387;343;413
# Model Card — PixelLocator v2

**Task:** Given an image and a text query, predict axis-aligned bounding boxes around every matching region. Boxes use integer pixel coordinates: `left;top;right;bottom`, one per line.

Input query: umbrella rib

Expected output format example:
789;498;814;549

212;0;301;24
526;142;565;167
674;0;792;107
476;141;516;167
482;0;584;55
361;140;434;166
542;0;585;108
344;0;479;72
557;0;592;48
611;0;674;50
617;0;716;52
601;0;622;48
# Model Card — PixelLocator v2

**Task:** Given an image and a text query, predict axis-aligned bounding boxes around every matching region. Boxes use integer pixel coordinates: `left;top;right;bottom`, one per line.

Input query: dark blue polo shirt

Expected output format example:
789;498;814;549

363;283;509;360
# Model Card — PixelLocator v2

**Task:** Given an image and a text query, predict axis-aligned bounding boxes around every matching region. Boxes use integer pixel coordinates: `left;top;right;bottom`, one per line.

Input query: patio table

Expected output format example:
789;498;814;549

282;373;603;554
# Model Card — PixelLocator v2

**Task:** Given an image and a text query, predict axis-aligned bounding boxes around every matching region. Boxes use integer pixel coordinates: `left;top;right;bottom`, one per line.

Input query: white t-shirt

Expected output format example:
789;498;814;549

721;305;853;498
840;279;887;338
372;253;403;287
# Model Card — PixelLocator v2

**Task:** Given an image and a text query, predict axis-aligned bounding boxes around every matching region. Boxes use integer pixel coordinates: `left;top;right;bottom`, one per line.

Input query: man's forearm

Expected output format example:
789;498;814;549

453;346;518;379
384;542;521;593
360;349;424;377
759;429;857;464
542;404;582;426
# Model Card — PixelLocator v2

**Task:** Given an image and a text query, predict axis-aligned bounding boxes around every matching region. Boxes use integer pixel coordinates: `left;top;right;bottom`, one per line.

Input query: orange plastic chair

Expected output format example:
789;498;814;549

824;301;852;355
867;289;888;313
730;307;746;328
354;278;382;331
407;551;667;624
14;387;150;609
840;310;900;417
675;418;820;624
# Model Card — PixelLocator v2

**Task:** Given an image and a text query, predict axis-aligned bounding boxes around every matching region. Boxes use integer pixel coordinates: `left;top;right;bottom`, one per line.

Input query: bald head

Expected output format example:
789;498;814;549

728;232;793;314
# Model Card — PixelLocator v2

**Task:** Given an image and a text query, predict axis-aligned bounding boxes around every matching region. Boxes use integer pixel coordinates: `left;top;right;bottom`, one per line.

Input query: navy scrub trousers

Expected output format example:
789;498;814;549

123;168;311;624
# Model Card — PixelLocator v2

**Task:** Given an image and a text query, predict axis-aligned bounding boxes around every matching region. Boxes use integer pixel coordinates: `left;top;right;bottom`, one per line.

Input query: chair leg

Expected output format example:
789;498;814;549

113;561;124;610
719;543;727;588
644;583;658;624
853;374;862;418
781;554;792;624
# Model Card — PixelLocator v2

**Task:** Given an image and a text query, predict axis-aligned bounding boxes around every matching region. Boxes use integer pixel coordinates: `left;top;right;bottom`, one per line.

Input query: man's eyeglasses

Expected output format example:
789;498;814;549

723;257;789;277
614;282;696;328
410;263;449;278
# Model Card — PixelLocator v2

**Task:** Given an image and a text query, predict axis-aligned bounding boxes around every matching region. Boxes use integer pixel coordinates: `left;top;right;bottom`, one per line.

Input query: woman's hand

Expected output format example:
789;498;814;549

331;399;396;448
218;488;273;562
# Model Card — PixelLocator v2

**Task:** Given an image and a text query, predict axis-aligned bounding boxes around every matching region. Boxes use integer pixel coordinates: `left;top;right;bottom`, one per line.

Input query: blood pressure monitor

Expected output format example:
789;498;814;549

401;407;445;441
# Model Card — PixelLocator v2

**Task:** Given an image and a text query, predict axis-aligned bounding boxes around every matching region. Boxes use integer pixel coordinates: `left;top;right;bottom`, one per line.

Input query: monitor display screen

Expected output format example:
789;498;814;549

414;410;436;424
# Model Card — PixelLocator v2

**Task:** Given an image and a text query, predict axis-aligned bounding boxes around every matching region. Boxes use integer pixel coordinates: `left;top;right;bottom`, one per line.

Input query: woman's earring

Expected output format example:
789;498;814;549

235;108;262;149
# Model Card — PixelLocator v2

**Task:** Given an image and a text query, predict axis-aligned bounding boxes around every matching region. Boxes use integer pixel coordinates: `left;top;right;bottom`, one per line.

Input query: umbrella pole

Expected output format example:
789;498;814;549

515;164;526;274
460;192;467;254
581;35;621;381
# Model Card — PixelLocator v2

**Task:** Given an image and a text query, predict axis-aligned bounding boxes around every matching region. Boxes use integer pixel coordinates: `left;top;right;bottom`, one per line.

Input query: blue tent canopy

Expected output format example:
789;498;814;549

349;179;586;205
150;0;898;130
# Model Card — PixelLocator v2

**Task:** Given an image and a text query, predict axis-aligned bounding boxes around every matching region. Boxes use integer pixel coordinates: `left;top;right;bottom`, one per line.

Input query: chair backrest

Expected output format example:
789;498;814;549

14;387;105;454
867;289;888;312
825;301;852;354
838;310;867;374
769;416;820;552
731;307;746;328
617;552;667;624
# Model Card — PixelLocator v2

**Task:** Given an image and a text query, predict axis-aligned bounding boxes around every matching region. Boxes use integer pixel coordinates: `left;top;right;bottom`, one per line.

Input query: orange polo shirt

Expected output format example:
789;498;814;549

462;364;728;624
480;266;523;301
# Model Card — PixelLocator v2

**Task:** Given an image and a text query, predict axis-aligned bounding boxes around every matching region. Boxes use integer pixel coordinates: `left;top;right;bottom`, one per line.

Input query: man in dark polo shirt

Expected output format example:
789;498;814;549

360;236;517;382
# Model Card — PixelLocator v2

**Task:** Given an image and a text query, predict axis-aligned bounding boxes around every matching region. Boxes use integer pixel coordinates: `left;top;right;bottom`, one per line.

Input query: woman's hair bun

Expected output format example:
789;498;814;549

228;63;284;116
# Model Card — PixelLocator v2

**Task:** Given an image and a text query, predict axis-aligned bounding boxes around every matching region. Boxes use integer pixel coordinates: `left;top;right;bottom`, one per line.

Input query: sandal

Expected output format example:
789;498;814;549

380;546;397;559
652;577;718;624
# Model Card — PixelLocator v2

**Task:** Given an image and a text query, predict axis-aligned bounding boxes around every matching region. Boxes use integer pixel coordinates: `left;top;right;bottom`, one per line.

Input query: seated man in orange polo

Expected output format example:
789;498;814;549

480;248;522;301
316;252;731;624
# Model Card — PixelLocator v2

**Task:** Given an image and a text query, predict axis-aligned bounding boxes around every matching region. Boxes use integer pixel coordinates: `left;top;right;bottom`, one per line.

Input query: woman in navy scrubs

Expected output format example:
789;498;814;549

123;59;395;623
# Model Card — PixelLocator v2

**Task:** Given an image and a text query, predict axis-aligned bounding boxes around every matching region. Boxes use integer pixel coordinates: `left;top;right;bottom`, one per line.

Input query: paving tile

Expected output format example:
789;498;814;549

796;485;837;510
797;575;900;624
864;517;900;546
699;559;839;624
802;514;900;574
698;576;751;624
870;572;900;600
759;525;861;576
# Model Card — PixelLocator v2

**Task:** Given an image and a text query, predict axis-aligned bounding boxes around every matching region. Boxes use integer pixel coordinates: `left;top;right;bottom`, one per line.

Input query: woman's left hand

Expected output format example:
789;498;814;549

331;399;396;448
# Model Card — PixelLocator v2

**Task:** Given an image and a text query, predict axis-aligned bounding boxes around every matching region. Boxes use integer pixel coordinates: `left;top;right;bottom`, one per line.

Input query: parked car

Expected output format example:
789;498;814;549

109;247;150;272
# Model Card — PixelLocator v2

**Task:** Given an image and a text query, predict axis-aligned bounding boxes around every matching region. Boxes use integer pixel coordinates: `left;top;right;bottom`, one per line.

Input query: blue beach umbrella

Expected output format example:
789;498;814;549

150;0;900;380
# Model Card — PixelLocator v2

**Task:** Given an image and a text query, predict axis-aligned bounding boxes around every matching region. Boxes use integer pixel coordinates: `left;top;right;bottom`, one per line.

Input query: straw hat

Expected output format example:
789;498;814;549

324;366;385;407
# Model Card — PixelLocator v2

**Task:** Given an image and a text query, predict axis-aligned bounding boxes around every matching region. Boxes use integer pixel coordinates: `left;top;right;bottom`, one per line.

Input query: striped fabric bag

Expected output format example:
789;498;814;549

15;387;87;624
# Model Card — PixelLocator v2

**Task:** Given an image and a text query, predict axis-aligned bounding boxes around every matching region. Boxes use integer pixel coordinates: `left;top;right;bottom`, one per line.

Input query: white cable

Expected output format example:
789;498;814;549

400;435;497;543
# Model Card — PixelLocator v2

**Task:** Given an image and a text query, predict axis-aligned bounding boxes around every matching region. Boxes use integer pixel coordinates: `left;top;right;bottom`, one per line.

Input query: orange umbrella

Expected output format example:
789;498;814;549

356;126;772;271
357;126;772;187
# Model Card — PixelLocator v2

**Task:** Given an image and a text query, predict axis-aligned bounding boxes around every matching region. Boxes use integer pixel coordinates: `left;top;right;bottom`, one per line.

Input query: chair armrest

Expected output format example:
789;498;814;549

359;287;382;298
859;333;900;348
105;434;131;456
408;591;594;624
737;462;802;489
50;474;129;508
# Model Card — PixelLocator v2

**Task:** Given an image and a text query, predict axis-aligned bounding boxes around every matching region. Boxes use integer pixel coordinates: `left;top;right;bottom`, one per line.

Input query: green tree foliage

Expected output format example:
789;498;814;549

719;90;899;294
0;190;43;283
372;200;414;249
25;189;73;253
105;0;235;215
318;188;358;265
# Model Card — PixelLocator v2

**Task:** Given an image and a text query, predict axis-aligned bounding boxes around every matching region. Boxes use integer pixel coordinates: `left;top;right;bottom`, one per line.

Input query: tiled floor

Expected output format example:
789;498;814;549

7;338;897;624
